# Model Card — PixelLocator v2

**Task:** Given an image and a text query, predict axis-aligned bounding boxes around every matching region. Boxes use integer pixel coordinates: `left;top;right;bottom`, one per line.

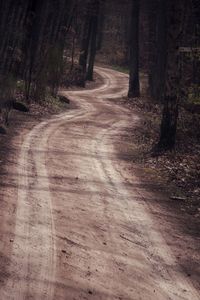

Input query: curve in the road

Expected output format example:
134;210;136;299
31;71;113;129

1;67;199;300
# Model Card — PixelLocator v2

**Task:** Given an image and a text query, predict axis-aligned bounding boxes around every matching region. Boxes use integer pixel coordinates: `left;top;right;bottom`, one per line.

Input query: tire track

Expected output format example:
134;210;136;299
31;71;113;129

1;66;199;300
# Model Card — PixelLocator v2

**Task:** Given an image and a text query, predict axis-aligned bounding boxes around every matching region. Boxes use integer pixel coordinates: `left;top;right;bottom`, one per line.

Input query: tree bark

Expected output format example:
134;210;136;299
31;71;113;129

158;0;187;150
78;2;93;86
148;0;167;102
87;0;99;81
128;0;140;98
96;0;105;51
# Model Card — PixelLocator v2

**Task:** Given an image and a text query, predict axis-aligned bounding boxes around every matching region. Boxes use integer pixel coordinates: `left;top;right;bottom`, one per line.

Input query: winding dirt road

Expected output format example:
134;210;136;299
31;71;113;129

0;67;199;299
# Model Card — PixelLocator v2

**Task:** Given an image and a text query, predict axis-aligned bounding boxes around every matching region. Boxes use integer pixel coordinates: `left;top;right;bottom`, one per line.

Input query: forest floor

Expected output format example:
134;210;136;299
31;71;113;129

0;67;199;300
112;86;200;219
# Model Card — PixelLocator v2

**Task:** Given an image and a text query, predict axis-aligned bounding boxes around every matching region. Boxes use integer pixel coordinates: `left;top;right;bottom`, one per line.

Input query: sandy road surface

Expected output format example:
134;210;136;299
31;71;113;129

0;67;199;299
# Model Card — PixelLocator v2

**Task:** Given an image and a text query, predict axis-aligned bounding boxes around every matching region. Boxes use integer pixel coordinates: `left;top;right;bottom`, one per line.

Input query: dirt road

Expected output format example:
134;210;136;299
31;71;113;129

0;67;199;299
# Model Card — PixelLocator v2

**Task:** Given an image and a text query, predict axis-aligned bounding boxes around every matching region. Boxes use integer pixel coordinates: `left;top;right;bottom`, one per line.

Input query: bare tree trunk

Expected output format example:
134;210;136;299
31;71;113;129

70;33;76;71
78;1;93;86
148;0;157;98
96;0;105;51
158;0;187;150
87;0;99;81
154;0;167;102
148;0;167;102
128;0;140;98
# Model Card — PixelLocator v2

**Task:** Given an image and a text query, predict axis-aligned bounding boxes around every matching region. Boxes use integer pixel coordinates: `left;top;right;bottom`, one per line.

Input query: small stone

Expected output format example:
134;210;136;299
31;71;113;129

10;239;14;243
88;290;93;295
62;250;67;254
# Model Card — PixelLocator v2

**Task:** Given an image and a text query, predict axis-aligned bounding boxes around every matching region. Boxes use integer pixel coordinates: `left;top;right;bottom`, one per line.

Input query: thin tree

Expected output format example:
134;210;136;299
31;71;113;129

87;0;100;81
96;0;105;51
128;0;140;98
78;0;93;86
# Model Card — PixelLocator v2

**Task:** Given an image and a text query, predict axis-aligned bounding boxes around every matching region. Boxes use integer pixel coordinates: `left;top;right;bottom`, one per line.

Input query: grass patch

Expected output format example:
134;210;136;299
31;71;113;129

110;65;129;74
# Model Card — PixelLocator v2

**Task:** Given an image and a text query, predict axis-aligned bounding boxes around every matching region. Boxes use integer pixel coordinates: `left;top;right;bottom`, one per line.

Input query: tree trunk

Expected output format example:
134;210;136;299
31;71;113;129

78;2;93;86
148;0;167;102
128;0;140;98
96;0;105;51
87;0;99;81
158;0;187;150
155;0;167;101
148;0;157;98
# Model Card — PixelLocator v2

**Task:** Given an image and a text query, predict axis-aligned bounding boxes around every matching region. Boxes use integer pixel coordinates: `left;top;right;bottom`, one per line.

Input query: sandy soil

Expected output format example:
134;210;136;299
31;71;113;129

0;67;199;300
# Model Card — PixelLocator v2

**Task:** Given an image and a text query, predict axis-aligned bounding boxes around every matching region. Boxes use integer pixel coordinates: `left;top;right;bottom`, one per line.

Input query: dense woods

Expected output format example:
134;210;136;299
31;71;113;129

0;0;72;103
0;0;199;149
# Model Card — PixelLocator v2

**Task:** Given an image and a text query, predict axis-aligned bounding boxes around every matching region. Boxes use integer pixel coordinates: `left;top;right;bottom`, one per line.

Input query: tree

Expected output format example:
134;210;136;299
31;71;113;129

158;0;187;150
96;0;105;51
23;0;72;101
148;0;167;102
128;0;140;98
87;0;100;81
0;0;29;102
78;1;93;86
0;0;74;108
